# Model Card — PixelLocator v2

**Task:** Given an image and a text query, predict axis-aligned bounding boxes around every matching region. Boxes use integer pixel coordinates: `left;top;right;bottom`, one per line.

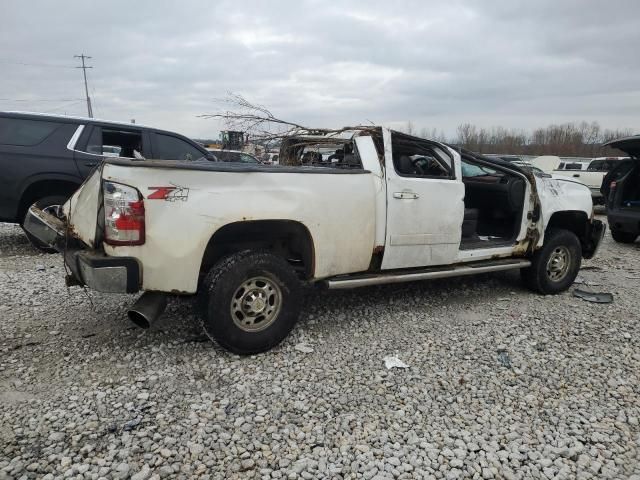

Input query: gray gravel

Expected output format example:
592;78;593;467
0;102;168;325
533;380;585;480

1;219;639;479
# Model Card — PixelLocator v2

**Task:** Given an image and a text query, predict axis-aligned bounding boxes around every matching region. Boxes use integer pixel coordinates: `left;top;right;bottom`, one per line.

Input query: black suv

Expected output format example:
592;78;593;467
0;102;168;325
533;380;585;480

0;111;214;249
601;136;640;243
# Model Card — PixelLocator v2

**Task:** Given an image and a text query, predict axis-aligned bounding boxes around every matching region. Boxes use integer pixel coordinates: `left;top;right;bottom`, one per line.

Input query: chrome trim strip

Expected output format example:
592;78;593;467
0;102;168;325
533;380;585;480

325;260;531;289
66;124;85;151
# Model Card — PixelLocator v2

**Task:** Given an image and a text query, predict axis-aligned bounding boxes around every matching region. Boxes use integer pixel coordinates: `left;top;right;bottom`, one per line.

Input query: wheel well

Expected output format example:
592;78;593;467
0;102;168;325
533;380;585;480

18;180;79;221
199;220;315;280
545;211;589;249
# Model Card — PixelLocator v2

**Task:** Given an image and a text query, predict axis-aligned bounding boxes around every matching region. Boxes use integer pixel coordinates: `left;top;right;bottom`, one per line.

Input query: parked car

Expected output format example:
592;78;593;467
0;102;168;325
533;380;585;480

553;157;625;204
601;137;640;243
0;111;214;250
264;152;280;165
25;127;604;354
206;148;260;164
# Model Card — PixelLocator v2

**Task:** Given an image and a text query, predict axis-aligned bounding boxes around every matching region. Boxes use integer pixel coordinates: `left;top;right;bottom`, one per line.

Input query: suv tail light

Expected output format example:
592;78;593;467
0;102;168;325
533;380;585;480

103;181;145;245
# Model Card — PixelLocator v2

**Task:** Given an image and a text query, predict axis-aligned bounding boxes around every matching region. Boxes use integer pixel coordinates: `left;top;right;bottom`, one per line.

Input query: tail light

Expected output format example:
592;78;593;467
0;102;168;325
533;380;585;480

103;181;145;245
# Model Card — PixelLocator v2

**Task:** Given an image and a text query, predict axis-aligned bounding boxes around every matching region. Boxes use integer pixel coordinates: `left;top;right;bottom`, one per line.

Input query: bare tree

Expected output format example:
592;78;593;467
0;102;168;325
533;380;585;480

203;94;635;158
200;92;377;143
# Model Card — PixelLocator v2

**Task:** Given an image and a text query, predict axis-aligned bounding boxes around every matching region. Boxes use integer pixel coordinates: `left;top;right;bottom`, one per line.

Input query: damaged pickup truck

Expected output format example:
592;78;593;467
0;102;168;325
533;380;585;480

25;128;605;354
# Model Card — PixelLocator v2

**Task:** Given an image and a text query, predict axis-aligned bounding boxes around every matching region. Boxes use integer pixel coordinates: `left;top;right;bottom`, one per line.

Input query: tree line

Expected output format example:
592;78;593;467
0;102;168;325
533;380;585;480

402;121;635;157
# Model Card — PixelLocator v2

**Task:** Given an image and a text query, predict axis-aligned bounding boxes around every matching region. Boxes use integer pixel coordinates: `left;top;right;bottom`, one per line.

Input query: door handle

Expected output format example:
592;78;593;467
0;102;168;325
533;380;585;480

84;162;98;167
573;174;580;178
393;191;419;199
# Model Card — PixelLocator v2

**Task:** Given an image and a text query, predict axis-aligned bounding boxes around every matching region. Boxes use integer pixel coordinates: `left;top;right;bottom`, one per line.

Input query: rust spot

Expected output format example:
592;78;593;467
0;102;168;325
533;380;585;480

373;246;384;255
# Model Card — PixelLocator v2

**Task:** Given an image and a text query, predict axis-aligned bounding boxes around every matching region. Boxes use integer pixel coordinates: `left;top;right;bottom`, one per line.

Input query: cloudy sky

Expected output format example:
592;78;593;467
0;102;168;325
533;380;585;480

1;0;639;139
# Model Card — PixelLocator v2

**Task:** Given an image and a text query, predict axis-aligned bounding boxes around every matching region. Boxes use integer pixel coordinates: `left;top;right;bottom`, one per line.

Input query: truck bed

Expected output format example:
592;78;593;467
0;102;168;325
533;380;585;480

64;158;380;293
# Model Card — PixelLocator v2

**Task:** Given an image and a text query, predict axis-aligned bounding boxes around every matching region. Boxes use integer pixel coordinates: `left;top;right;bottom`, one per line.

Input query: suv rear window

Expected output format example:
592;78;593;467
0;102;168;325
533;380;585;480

153;133;205;161
0;117;61;146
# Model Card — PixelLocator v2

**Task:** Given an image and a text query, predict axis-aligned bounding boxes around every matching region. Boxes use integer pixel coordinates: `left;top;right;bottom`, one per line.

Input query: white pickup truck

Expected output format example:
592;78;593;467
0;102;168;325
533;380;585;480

25;128;605;354
553;157;623;204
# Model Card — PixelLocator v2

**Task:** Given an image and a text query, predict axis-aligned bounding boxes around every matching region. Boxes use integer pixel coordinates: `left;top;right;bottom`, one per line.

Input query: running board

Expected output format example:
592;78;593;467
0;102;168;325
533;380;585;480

324;258;531;289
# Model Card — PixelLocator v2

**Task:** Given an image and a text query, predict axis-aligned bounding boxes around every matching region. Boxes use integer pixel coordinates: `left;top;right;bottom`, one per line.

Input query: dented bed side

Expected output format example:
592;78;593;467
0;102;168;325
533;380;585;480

62;167;103;248
75;162;378;293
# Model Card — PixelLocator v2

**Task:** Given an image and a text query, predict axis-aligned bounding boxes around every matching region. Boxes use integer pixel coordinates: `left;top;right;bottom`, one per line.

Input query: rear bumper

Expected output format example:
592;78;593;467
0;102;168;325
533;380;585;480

23;205;67;251
582;219;606;259
607;209;640;235
23;206;141;293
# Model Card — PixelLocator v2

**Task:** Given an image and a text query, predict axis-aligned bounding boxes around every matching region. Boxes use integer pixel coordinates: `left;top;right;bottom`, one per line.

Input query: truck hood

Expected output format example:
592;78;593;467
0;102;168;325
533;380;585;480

531;155;561;173
603;136;640;158
536;175;592;218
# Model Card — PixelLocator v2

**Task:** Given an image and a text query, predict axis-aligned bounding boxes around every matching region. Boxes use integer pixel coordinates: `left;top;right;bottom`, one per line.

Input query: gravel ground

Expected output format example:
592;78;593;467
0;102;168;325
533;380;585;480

1;219;639;480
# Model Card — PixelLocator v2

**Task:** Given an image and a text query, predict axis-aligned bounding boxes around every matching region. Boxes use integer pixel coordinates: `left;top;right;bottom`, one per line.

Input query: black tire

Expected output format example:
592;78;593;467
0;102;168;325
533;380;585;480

521;229;582;294
198;250;302;355
22;195;68;253
610;229;637;244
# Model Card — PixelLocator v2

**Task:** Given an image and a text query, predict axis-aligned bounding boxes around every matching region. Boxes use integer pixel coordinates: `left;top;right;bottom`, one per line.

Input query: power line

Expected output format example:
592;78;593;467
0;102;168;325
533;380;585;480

0;59;76;69
0;98;84;102
41;100;85;114
74;54;93;118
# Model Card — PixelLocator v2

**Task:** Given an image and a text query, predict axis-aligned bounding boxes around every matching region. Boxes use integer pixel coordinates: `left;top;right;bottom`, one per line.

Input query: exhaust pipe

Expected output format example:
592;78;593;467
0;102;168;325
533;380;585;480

127;292;167;329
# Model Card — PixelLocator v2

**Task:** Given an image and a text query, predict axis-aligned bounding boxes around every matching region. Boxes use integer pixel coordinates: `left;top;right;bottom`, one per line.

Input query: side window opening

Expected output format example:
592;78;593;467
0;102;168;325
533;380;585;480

279;137;362;169
83;126;142;158
391;132;453;178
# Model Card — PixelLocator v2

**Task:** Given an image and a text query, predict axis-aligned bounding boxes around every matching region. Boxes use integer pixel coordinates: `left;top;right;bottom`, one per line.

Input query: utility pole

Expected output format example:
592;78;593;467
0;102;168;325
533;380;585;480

74;54;93;118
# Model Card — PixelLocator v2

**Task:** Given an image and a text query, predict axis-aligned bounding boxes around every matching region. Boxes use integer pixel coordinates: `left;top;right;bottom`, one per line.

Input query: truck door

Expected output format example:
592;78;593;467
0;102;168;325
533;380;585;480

381;130;464;269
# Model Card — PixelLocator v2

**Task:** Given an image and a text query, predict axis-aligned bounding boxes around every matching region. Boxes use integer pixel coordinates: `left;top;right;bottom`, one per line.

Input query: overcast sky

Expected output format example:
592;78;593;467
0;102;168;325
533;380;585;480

1;0;639;139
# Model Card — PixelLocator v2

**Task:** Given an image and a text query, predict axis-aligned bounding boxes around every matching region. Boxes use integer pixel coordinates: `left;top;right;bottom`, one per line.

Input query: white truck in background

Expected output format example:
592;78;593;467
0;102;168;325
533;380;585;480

25;127;604;354
553;157;626;204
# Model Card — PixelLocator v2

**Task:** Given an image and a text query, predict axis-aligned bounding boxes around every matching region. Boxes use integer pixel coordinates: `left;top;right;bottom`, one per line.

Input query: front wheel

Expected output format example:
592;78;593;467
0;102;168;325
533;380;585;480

198;250;302;355
521;229;582;294
22;195;68;253
610;229;637;244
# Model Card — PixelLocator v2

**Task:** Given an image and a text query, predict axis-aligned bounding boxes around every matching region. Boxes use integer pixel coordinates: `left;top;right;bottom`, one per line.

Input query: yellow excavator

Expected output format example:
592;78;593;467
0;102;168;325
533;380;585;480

205;131;246;150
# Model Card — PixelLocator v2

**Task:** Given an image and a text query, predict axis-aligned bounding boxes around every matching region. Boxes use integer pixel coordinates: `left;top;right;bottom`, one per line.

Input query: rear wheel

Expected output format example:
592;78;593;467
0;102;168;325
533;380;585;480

521;229;582;294
610;229;637;244
22;195;68;253
198;250;302;355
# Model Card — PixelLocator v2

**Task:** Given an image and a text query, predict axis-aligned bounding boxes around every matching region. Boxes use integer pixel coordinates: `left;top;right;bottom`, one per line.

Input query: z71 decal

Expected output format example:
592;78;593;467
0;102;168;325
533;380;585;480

147;185;189;202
